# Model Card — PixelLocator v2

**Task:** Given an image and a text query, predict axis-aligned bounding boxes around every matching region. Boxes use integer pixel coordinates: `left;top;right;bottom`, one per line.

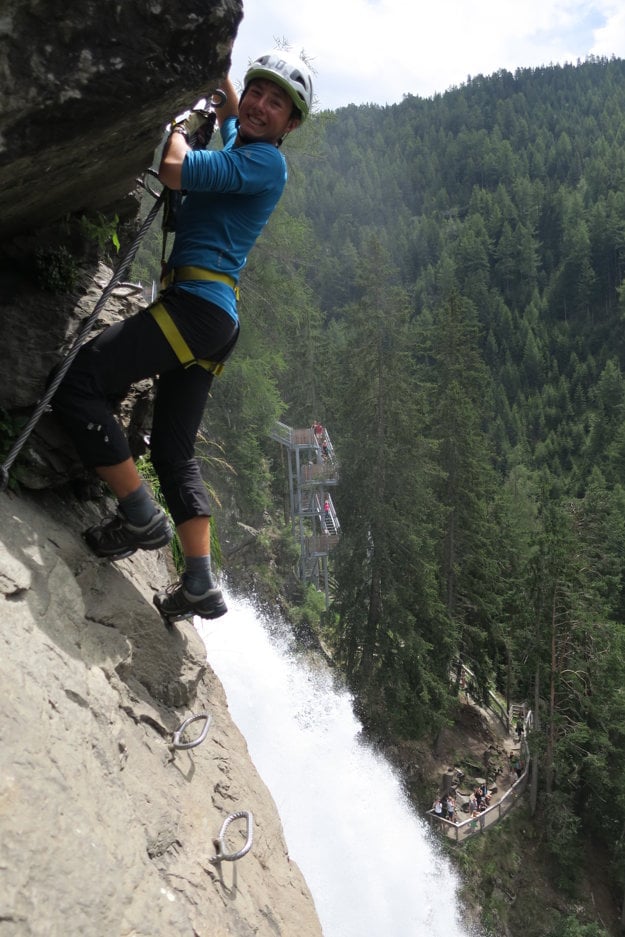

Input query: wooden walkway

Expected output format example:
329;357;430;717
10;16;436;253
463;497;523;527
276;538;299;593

426;703;531;845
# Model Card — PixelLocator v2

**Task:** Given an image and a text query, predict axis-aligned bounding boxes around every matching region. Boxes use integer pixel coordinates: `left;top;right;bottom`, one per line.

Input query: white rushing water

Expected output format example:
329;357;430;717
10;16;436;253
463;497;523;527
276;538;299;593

197;592;477;937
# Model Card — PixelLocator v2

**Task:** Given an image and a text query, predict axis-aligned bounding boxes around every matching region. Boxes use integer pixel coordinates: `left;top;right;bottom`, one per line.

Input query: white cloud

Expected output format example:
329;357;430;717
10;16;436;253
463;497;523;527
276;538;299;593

591;5;625;56
228;0;625;109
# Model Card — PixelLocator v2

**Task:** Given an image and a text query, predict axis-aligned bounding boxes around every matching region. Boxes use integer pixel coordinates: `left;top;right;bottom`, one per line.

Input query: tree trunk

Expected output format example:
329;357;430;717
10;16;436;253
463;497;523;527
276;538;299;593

530;659;540;816
545;584;558;795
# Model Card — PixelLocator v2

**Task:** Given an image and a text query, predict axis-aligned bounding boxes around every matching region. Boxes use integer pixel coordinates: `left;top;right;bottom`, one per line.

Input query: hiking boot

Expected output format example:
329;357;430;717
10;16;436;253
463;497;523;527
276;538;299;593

83;507;173;560
153;574;227;623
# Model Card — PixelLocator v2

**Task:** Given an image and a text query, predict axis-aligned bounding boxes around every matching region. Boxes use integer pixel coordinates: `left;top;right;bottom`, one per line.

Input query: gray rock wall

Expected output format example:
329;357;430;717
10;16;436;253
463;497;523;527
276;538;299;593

0;487;324;936
0;0;242;236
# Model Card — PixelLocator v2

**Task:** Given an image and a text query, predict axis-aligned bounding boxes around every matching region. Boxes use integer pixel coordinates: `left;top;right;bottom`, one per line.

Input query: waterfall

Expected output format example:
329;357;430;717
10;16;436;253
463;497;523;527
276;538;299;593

197;592;479;937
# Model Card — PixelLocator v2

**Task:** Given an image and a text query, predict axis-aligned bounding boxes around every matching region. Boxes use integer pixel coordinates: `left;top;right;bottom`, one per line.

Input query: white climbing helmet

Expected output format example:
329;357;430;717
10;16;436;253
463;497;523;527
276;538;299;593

244;51;313;121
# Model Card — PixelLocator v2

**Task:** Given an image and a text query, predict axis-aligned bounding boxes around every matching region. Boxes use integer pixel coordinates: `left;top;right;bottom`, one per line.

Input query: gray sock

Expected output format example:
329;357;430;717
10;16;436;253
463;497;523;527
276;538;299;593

118;483;157;526
184;554;213;595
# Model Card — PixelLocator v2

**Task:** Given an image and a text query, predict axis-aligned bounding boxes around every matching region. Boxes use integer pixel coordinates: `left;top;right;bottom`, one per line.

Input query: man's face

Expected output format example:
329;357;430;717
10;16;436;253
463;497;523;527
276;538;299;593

238;78;300;144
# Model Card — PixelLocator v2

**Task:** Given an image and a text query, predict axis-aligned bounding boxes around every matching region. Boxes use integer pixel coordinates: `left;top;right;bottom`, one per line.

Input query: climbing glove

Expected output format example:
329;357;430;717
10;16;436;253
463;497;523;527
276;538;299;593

168;99;216;149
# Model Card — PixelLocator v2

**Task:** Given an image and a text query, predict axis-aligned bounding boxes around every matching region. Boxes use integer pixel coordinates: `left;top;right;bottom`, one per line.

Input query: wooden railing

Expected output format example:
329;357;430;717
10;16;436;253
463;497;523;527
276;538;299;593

269;421;320;448
305;534;340;555
300;462;338;484
426;757;530;843
426;728;531;844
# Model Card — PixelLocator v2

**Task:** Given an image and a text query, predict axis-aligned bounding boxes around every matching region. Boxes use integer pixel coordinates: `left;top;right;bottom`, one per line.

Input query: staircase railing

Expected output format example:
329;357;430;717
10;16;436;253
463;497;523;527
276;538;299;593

270;420;341;605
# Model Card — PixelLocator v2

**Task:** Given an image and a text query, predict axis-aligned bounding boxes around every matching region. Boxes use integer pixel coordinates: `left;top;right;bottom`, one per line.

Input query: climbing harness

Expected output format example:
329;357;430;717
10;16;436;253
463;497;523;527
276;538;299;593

0;91;225;493
149;293;234;377
160;264;239;298
172;711;212;750
210;810;254;864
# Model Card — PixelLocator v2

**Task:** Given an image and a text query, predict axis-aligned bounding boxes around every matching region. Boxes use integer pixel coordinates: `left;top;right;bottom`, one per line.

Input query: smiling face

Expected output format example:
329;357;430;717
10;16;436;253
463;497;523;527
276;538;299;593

238;77;301;145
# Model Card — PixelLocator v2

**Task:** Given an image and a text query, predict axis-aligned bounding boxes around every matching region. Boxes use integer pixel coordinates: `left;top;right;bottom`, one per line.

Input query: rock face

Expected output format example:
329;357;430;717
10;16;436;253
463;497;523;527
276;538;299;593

0;0;242;237
0;486;324;936
1;266;156;489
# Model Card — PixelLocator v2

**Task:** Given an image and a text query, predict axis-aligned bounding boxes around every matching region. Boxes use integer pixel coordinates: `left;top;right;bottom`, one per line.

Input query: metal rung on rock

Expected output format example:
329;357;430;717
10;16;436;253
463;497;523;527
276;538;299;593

210;810;254;864
172;712;212;750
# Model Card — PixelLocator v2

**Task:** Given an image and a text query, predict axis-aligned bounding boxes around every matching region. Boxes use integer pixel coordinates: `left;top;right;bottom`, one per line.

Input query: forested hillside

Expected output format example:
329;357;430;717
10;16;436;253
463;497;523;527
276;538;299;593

133;56;625;931
282;58;625;916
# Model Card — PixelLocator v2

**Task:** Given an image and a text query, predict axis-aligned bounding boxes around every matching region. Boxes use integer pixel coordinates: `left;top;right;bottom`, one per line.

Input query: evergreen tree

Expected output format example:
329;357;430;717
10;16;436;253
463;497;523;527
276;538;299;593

325;238;449;736
420;291;503;695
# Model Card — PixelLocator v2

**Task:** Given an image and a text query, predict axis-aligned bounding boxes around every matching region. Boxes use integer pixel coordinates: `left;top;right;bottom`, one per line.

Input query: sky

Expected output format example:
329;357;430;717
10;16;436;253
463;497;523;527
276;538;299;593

228;0;625;111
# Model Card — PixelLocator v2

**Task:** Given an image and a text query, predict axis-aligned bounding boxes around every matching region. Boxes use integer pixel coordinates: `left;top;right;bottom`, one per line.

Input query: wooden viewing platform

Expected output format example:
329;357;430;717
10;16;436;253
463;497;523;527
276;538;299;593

427;705;532;844
269;420;340;606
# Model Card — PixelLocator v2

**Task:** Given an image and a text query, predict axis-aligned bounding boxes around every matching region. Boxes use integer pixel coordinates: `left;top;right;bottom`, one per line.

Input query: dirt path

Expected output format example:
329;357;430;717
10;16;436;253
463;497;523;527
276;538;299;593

427;699;523;817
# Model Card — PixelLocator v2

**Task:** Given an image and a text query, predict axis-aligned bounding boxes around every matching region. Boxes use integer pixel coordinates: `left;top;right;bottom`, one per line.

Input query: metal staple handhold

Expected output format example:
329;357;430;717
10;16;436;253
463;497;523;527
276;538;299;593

210;811;254;864
111;281;144;297
172;712;212;750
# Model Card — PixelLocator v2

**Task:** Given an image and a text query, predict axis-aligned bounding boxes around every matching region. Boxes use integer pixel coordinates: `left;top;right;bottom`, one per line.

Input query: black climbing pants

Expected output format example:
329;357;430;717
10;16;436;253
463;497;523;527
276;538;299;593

52;288;239;525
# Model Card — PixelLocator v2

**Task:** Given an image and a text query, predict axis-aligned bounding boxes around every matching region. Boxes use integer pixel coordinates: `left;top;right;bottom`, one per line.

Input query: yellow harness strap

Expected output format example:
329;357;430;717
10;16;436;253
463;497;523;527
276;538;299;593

150;301;225;376
161;264;240;301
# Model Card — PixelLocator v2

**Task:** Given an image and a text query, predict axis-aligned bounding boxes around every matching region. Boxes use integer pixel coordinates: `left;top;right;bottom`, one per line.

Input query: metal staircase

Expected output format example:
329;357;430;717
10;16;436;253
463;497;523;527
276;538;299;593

269;421;340;606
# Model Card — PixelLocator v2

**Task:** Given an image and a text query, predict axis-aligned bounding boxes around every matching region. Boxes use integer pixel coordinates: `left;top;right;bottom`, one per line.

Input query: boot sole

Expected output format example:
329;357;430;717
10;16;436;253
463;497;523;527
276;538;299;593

83;529;172;560
153;594;228;624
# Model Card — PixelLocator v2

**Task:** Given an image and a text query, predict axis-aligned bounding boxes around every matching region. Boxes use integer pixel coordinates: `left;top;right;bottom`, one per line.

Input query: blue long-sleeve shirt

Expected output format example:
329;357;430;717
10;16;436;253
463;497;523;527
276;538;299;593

167;116;287;321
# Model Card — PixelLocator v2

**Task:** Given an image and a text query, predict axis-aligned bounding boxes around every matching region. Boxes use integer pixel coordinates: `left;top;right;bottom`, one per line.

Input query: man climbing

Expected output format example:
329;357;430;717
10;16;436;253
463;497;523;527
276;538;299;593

52;51;314;624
